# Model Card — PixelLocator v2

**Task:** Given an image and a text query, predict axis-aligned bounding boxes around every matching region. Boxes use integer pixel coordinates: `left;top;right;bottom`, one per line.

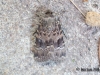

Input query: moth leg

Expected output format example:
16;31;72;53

32;31;37;36
62;30;67;39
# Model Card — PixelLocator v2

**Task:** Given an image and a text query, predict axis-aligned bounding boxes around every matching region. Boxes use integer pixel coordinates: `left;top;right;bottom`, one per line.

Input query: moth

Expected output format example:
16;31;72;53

32;7;66;62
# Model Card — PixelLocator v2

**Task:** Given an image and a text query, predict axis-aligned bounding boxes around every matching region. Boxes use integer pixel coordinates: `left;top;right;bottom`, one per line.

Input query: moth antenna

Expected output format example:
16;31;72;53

69;0;86;18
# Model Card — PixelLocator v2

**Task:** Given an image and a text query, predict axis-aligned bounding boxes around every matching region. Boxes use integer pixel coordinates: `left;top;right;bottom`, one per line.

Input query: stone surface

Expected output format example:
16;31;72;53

0;0;100;75
86;11;100;26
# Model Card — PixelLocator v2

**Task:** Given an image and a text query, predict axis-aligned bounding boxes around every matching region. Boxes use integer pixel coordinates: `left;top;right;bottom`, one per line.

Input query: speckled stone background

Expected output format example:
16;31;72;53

0;0;100;75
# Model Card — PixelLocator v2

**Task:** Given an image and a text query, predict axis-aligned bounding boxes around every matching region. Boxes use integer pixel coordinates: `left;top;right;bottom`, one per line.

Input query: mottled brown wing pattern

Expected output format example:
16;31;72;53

32;7;66;62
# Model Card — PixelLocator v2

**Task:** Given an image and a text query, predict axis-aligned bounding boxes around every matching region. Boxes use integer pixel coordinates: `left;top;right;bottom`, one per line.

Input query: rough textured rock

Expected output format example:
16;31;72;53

0;0;100;75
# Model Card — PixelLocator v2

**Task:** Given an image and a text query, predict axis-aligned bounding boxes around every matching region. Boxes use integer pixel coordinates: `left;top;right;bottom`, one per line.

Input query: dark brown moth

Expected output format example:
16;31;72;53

32;6;66;62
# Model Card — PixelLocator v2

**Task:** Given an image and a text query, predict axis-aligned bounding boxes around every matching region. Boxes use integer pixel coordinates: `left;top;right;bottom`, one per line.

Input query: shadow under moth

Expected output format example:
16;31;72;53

31;6;66;62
